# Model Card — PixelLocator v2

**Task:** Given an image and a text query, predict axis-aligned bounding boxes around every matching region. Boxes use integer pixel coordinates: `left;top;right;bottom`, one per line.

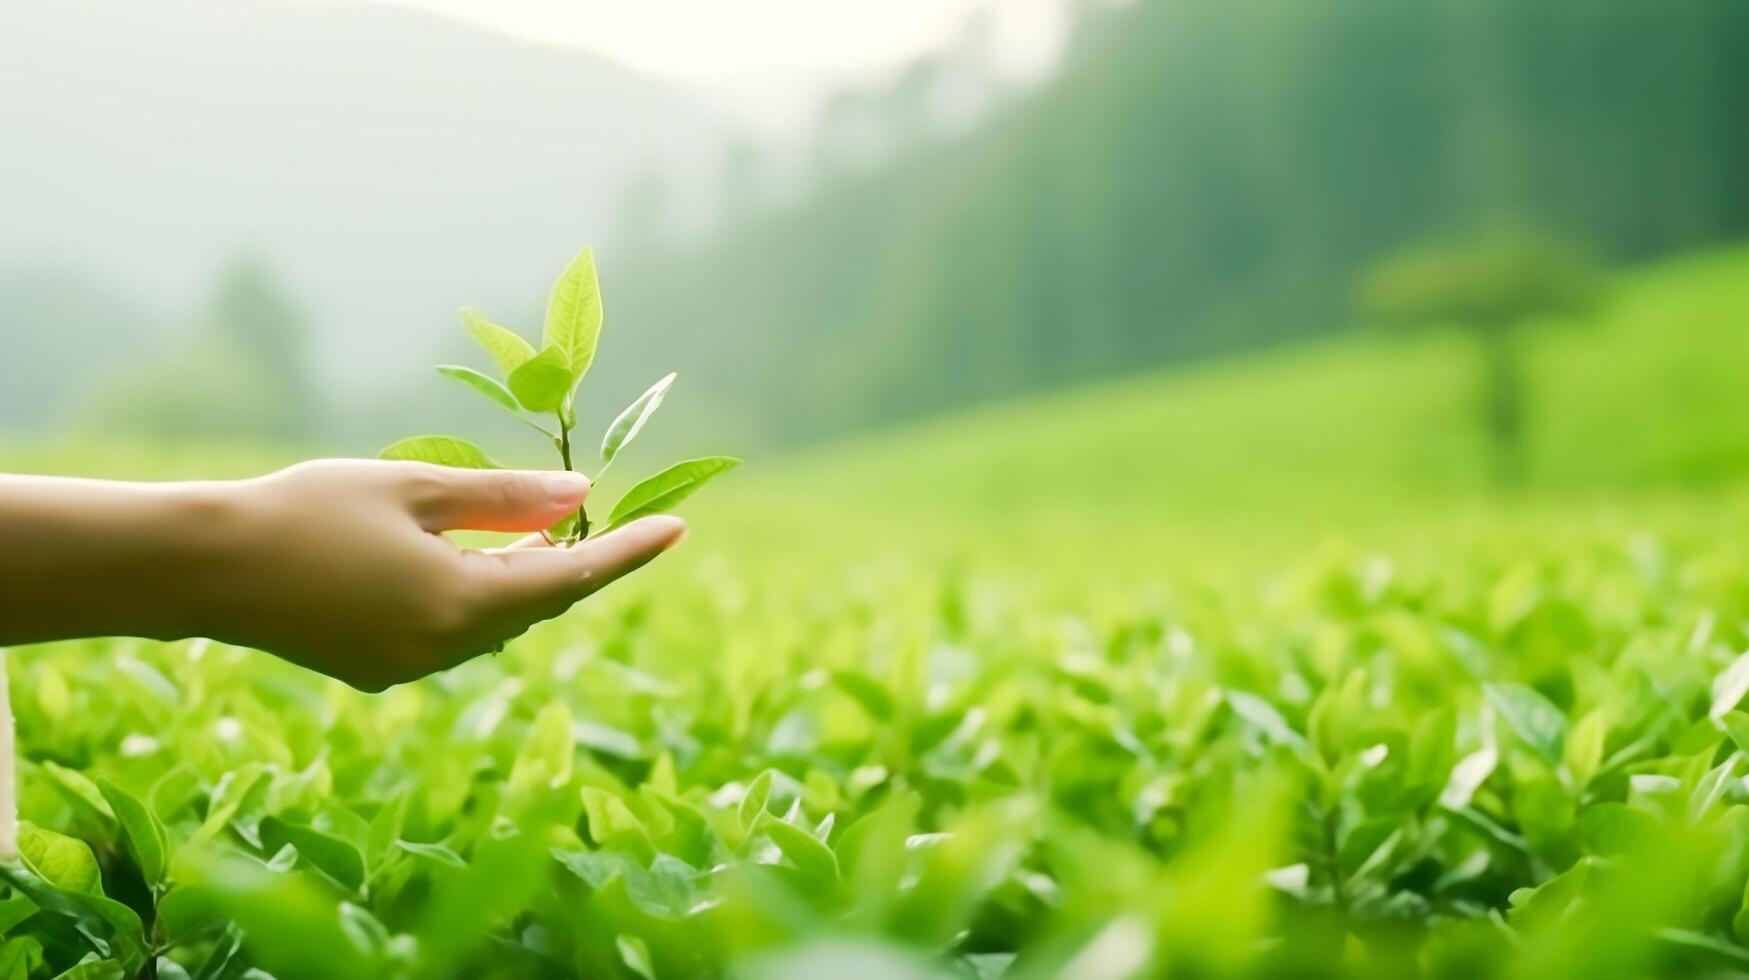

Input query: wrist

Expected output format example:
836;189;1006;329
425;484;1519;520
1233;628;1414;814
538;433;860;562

138;479;256;643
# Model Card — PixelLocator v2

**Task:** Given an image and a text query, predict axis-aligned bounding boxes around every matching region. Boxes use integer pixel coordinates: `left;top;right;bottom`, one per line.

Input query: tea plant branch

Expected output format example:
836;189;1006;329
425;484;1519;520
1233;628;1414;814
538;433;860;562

382;248;735;548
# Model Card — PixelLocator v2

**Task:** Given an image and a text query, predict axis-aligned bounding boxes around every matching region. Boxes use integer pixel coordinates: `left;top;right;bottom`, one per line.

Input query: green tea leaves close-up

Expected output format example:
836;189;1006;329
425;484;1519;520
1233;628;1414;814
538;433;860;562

380;249;736;545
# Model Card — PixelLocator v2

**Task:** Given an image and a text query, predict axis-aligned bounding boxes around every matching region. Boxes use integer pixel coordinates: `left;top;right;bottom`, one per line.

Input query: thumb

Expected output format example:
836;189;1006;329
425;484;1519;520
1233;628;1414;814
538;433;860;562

469;516;687;617
410;468;590;533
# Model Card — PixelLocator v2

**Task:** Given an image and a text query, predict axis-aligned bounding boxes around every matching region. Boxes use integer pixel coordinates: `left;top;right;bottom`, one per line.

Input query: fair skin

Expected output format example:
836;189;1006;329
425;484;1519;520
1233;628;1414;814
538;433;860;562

0;460;685;692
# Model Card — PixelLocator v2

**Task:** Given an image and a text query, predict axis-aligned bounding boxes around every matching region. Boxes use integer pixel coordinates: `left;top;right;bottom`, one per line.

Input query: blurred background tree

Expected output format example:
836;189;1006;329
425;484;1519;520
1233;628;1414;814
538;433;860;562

605;0;1749;449
1359;233;1602;485
77;260;320;442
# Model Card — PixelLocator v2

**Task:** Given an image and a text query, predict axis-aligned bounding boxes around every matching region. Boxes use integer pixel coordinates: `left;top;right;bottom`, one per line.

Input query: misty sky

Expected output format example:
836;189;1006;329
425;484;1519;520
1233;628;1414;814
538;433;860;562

335;0;1078;131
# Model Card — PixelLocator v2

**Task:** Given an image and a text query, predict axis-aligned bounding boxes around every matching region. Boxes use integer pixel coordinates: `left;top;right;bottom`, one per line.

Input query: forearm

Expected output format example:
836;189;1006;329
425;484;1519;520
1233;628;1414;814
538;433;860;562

0;475;240;646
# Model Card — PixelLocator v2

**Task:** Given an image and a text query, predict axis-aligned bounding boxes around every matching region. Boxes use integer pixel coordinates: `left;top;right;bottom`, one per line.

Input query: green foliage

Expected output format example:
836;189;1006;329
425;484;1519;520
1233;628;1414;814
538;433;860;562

505;347;574;414
383;249;733;543
93;780;166;888
378;436;498;470
603;457;740;534
75;260;319;442
1358;231;1605;485
601;373;676;466
10;486;1749;977
543;248;605;383
1360;233;1602;331
434;365;518;413
460;307;536;377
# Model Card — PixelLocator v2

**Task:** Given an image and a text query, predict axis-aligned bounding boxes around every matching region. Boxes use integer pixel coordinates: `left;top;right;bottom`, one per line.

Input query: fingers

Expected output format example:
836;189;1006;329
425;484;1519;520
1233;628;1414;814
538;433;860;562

405;466;590;533
464;515;687;623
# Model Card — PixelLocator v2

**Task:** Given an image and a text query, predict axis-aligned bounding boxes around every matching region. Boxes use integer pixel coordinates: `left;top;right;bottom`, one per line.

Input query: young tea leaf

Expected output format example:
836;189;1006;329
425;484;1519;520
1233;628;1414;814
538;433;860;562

506;346;574;413
543;248;604;383
460;307;535;378
435;365;519;413
602;456;740;534
0;936;43;980
509;702;575;794
1485;682;1567;764
601;372;676;464
379;436;500;469
95;778;169;887
47;956;123;980
393;840;466;869
260;817;367;893
39;761;117;842
15;823;102;896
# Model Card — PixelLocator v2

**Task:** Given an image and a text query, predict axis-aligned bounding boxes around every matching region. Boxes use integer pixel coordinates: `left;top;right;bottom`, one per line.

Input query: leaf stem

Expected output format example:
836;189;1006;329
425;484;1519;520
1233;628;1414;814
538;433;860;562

556;408;588;543
517;415;558;439
557;411;572;471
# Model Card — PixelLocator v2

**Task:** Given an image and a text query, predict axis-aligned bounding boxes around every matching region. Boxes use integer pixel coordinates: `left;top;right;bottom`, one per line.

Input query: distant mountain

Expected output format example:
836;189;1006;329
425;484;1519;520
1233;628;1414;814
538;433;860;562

0;0;726;409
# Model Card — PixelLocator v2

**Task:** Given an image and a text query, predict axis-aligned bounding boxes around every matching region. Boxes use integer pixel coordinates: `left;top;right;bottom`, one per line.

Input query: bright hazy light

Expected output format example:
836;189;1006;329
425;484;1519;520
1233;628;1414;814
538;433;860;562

340;0;1072;126
351;0;1063;77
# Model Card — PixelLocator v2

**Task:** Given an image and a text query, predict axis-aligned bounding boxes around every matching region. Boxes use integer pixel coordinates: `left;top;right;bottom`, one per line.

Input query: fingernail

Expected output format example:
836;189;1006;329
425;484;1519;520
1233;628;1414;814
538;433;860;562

543;471;590;504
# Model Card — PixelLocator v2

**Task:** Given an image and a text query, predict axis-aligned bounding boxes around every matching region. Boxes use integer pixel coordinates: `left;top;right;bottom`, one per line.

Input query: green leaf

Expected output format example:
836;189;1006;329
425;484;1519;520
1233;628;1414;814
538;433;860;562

436;365;519;413
1723;711;1749;756
580;787;645;845
39;762;117;843
96;778;169;887
0;892;37;934
832;671;897;721
1485;682;1567;764
192;928;243;980
552;847;631;890
543;247;604;382
758;814;839;883
1581;802;1658;857
1564;708;1607;792
738;770;774;833
16;822;102;896
193;766;268;845
181;854;377;980
1714;650;1749;721
366;795;410;867
336;902;391;958
393;840;466;869
1226;690;1309;752
411;824;549;969
0;860;145;974
1657;929;1749;970
157;885;225;944
379;435;500;469
507;346;574;413
509;702;575;795
600;373;675;464
260;817;367;893
460;307;535;378
603;456;740;533
49;956;123;980
0;936;43;980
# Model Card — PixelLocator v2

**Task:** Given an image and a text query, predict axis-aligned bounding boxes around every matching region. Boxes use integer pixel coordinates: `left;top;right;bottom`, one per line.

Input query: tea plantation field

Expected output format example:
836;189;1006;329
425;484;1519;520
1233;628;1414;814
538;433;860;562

4;246;1749;978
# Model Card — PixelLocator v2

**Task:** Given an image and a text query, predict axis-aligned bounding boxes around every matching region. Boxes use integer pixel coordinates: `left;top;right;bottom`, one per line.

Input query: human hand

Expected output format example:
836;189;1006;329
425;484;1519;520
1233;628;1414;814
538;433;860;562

183;459;684;690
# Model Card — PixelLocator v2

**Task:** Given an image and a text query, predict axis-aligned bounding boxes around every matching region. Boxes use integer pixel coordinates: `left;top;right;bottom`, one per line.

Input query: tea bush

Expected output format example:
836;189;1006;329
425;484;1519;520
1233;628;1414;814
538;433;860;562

6;503;1749;978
